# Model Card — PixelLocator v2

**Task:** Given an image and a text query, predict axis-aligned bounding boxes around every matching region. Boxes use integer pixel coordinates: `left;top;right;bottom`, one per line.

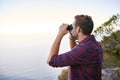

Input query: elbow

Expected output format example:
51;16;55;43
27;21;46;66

47;56;57;67
47;59;57;67
47;55;65;67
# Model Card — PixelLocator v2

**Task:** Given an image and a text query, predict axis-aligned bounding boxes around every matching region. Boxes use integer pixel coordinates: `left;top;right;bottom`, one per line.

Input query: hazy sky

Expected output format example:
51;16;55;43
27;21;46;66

0;0;120;34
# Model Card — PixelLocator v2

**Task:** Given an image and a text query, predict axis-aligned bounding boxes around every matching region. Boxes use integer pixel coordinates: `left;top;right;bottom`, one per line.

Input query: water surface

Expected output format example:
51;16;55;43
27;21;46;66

0;33;69;80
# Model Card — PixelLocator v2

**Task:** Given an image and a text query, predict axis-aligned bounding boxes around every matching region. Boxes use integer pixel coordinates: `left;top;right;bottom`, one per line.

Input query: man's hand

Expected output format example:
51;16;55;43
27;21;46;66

58;23;69;36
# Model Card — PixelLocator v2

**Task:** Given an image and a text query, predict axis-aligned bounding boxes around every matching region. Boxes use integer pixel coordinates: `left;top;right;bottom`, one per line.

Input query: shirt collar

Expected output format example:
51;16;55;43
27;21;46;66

79;35;95;44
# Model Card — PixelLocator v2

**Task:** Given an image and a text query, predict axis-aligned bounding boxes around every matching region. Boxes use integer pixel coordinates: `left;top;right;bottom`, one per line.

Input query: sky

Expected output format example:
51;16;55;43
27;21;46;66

0;0;120;34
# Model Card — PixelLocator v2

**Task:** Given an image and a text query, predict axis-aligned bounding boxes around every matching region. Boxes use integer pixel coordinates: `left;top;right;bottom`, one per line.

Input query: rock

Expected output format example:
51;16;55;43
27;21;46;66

58;67;120;80
102;67;120;80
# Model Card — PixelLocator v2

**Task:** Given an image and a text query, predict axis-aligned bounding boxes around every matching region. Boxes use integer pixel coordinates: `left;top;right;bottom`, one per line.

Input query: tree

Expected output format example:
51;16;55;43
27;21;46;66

101;30;120;55
93;13;120;55
94;14;120;40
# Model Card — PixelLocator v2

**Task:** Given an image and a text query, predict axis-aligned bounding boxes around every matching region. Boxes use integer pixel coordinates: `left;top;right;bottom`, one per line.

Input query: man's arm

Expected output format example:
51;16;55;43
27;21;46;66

69;36;76;49
47;33;63;64
47;24;68;64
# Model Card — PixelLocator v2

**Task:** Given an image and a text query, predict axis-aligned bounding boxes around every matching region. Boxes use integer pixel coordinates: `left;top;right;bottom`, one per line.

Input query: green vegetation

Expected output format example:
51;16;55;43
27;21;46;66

101;31;120;56
94;14;120;67
59;14;120;80
58;69;68;80
94;14;120;39
103;51;120;67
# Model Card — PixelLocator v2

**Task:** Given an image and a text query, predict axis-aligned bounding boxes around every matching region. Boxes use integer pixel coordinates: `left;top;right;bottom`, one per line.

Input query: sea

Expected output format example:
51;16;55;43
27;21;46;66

0;33;69;80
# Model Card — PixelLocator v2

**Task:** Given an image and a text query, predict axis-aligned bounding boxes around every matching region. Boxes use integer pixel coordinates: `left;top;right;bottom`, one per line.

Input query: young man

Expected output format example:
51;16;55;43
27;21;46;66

47;15;103;80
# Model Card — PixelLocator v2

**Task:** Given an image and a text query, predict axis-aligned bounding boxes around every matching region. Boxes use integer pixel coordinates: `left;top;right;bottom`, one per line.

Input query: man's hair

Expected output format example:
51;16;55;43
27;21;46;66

74;15;94;35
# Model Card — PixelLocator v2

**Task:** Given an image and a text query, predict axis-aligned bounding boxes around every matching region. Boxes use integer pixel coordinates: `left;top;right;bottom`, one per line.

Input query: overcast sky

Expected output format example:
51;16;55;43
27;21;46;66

0;0;120;34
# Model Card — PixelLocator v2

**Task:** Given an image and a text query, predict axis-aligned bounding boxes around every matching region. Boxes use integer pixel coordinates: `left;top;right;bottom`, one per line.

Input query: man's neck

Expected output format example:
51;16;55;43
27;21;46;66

78;34;88;42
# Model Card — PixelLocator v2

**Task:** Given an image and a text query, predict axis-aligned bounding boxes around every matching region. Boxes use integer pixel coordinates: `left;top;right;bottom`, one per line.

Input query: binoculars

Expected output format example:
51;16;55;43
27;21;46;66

67;24;73;30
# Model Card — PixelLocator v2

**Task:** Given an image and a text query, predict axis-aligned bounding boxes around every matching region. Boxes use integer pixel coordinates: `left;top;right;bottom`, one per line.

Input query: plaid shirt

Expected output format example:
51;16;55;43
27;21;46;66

48;35;103;80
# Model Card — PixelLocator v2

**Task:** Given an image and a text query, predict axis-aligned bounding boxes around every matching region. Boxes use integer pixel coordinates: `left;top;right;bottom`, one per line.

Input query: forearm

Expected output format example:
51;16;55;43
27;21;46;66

47;23;68;64
69;32;76;49
47;33;63;63
69;38;76;49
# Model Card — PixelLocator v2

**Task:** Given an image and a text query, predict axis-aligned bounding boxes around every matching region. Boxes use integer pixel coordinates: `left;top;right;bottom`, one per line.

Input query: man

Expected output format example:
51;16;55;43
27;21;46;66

47;15;103;80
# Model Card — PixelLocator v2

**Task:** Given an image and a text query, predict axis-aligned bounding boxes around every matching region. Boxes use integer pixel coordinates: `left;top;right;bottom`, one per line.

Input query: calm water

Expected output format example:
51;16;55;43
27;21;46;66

0;33;69;80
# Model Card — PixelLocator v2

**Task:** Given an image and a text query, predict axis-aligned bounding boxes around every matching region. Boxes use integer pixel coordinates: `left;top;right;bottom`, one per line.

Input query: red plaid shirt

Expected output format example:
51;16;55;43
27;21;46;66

48;35;103;80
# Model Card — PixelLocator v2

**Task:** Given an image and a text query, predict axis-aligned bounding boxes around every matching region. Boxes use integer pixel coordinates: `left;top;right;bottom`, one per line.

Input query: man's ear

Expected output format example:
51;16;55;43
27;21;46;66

76;27;81;33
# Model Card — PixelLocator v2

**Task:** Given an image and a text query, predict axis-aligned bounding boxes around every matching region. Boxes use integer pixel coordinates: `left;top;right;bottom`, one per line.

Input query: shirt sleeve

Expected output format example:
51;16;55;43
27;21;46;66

48;44;97;67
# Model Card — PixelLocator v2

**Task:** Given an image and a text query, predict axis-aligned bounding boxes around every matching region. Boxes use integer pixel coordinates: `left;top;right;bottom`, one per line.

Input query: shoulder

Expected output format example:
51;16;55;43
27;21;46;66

70;43;88;54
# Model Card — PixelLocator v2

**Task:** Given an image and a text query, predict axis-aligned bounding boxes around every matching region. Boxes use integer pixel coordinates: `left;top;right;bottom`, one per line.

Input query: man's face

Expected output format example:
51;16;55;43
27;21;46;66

71;20;78;40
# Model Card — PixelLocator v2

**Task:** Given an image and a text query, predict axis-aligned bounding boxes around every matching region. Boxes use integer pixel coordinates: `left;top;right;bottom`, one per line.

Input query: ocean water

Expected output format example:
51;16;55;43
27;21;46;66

0;33;69;80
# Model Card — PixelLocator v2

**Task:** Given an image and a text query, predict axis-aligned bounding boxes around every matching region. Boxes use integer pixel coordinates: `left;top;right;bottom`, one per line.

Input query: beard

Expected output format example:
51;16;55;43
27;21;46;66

71;32;78;40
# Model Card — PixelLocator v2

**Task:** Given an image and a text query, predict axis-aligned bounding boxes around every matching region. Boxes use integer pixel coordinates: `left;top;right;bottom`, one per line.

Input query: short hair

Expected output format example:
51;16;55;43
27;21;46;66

74;15;94;35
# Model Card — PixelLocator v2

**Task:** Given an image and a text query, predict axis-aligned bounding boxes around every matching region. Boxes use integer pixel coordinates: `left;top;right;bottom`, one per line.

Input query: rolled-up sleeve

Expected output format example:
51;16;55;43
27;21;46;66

48;51;75;67
48;44;96;67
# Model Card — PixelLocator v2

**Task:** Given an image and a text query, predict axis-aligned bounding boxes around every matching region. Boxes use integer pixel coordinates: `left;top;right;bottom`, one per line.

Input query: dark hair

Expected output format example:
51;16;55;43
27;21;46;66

75;15;94;35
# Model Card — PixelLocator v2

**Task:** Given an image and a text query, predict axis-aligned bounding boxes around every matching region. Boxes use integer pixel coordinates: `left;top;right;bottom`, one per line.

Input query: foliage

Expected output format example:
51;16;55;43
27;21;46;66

94;13;120;56
101;30;120;55
94;13;120;40
58;69;68;80
103;52;120;67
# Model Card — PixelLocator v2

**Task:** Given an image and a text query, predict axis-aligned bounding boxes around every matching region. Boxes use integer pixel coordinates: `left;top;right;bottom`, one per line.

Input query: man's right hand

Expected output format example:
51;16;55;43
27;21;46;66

58;23;69;37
